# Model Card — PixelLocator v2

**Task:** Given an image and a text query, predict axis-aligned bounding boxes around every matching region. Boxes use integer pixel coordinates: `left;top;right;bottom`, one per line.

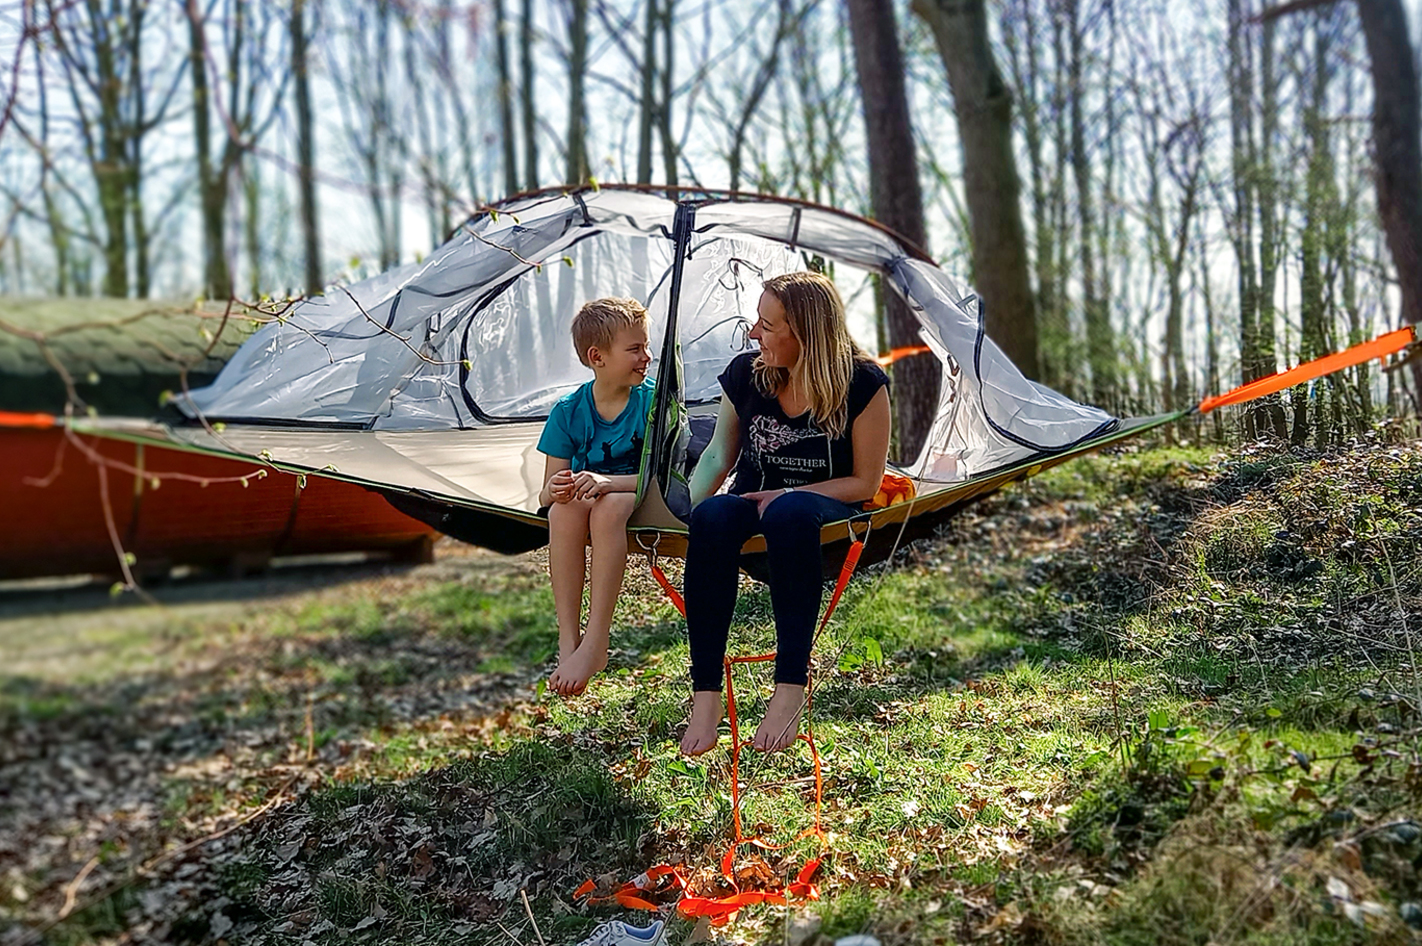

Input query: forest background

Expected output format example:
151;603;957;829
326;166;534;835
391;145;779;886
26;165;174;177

8;4;1422;944
2;0;1422;451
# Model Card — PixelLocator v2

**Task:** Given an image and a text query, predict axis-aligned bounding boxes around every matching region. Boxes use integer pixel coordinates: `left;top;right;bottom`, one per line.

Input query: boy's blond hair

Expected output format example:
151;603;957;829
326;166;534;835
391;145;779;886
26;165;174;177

572;297;649;367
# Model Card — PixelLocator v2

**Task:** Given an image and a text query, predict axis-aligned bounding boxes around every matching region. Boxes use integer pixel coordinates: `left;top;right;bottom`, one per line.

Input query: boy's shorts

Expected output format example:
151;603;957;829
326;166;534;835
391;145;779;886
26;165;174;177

537;505;550;518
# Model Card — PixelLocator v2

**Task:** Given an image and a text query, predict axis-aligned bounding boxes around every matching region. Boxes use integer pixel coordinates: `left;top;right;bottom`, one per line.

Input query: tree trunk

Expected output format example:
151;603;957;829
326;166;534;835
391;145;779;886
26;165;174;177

913;0;1040;388
1097;0;1119;408
1062;0;1111;405
1004;0;1063;392
1339;54;1372;430
1196;221;1225;442
127;1;149;298
565;0;590;185
1227;0;1262;436
1356;0;1422;395
187;0;234;299
244;159;260;297
637;0;658;183
847;0;939;464
93;3;128;297
1255;13;1287;437
291;0;321;294
521;0;539;189
1296;13;1334;445
494;0;519;196
35;57;69;296
1050;6;1073;400
658;0;677;186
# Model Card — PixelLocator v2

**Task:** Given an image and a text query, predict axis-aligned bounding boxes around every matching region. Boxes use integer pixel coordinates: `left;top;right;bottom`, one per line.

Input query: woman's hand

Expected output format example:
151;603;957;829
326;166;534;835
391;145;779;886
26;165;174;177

571;470;612;500
742;488;794;517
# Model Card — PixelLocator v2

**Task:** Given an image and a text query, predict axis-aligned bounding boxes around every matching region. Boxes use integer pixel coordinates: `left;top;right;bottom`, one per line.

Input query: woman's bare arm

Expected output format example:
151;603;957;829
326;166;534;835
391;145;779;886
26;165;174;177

689;396;741;508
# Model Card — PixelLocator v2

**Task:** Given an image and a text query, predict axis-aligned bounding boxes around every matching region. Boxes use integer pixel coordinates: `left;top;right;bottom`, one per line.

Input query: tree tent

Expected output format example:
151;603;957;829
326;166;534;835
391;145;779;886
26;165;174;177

82;188;1205;570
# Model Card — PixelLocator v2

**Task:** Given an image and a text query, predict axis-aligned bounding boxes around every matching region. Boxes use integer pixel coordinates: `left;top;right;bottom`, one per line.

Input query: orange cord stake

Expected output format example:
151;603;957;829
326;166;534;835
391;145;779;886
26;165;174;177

583;525;866;926
1197;326;1415;414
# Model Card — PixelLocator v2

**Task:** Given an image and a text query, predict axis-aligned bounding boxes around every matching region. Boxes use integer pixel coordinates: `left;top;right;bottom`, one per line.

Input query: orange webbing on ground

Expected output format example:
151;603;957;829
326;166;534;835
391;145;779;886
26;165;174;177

581;534;864;925
1197;326;1415;414
0;412;56;429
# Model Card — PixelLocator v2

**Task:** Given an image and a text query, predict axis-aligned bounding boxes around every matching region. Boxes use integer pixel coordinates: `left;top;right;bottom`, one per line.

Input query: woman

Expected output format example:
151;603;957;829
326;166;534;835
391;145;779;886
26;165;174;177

681;271;891;756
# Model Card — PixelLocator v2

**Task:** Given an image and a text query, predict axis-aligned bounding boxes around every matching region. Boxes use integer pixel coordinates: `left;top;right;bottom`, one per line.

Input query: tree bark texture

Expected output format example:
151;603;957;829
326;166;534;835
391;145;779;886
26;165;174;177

913;0;1041;387
521;0;539;189
658;0;677;186
187;0;230;299
1356;0;1422;396
291;0;322;295
494;0;519;196
846;0;939;463
637;0;658;183
1064;0;1110;405
565;0;590;185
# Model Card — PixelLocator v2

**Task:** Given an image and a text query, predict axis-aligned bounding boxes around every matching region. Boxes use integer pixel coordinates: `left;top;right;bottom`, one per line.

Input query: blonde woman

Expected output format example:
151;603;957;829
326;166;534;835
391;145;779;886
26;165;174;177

680;271;892;756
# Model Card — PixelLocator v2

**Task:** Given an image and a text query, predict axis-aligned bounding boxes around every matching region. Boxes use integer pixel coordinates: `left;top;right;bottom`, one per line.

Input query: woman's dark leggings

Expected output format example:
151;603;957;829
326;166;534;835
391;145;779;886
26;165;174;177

684;491;859;691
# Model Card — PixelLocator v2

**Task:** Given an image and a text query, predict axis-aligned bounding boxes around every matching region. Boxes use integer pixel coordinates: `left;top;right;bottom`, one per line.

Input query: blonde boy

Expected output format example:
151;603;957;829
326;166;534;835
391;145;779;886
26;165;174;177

537;298;654;696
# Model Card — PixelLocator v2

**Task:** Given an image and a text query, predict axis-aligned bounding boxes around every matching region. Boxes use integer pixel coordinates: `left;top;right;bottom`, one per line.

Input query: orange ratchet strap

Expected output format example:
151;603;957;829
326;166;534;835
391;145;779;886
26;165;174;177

582;524;866;925
1198;326;1415;413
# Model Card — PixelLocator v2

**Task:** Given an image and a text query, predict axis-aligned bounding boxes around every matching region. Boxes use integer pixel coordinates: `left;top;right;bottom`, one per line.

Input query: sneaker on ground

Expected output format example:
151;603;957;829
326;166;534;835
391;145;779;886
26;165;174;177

573;918;665;946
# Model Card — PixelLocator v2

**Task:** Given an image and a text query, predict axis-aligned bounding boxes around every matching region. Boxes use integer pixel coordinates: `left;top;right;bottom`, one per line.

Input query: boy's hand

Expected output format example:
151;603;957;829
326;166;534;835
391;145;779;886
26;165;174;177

548;468;576;503
571;471;611;500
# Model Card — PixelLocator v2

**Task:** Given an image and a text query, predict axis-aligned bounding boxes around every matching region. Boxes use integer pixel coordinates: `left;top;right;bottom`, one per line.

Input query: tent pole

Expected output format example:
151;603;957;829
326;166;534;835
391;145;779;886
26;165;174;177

642;201;696;505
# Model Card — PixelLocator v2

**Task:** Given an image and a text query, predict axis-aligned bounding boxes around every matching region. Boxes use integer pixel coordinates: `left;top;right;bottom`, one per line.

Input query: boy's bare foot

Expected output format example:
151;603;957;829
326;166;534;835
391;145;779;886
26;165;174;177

680;690;724;755
751;684;805;752
548;641;608;697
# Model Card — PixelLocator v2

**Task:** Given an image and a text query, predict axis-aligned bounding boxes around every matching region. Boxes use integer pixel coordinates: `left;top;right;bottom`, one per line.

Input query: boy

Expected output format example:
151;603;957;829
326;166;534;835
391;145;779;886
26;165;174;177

537;298;655;697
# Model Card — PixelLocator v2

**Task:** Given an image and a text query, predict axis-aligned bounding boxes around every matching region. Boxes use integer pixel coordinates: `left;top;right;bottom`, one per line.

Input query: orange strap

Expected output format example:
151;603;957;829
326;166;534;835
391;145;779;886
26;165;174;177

650;559;686;617
587;534;864;925
874;345;931;367
0;411;56;429
1198;326;1415;413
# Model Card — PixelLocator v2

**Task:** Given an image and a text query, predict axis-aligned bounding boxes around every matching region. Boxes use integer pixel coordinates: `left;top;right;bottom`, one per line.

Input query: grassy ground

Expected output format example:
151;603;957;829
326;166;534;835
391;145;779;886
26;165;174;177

2;435;1421;945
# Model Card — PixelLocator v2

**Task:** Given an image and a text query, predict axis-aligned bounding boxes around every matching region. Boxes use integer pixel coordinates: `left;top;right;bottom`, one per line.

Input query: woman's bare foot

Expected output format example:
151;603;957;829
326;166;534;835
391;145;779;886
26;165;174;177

680;690;724;755
752;684;805;752
548;641;608;697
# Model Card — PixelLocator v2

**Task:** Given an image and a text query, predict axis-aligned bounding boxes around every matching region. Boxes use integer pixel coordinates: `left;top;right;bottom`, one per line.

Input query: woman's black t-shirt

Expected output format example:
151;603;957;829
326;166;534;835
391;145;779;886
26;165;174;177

718;351;889;494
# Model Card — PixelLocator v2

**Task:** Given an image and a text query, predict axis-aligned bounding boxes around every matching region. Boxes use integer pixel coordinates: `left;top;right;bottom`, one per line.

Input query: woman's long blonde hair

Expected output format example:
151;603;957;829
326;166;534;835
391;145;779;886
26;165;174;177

753;271;870;439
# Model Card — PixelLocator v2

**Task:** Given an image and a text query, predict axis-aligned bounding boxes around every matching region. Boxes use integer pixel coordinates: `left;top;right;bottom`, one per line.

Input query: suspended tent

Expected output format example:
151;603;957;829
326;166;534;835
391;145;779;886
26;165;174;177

58;186;1165;572
79;184;1374;576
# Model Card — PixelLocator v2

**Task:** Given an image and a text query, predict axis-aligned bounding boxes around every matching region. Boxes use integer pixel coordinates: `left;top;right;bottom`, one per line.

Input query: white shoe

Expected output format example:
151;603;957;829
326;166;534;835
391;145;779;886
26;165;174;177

573;918;666;946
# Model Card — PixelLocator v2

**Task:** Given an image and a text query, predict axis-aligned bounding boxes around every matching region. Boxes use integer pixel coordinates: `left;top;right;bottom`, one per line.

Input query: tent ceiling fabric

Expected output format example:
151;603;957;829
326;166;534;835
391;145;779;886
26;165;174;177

175;187;1119;526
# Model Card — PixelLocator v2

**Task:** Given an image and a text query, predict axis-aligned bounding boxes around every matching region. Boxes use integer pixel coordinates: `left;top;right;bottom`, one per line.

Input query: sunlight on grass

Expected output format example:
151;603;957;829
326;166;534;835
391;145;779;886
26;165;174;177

12;442;1422;945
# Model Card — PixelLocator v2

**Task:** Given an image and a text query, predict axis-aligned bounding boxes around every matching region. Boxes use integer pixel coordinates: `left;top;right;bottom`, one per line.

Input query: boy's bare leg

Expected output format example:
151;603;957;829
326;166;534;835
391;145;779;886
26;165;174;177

556;493;635;695
751;683;804;752
680;690;724;755
547;500;592;696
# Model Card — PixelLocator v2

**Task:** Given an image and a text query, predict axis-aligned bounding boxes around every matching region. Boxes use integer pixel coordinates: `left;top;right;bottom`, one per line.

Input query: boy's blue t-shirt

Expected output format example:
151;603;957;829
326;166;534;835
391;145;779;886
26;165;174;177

537;378;656;475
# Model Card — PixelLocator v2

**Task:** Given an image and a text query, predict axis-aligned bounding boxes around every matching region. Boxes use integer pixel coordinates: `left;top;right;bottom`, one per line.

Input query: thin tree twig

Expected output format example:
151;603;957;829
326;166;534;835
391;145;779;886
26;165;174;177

519;889;546;946
54;855;99;922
